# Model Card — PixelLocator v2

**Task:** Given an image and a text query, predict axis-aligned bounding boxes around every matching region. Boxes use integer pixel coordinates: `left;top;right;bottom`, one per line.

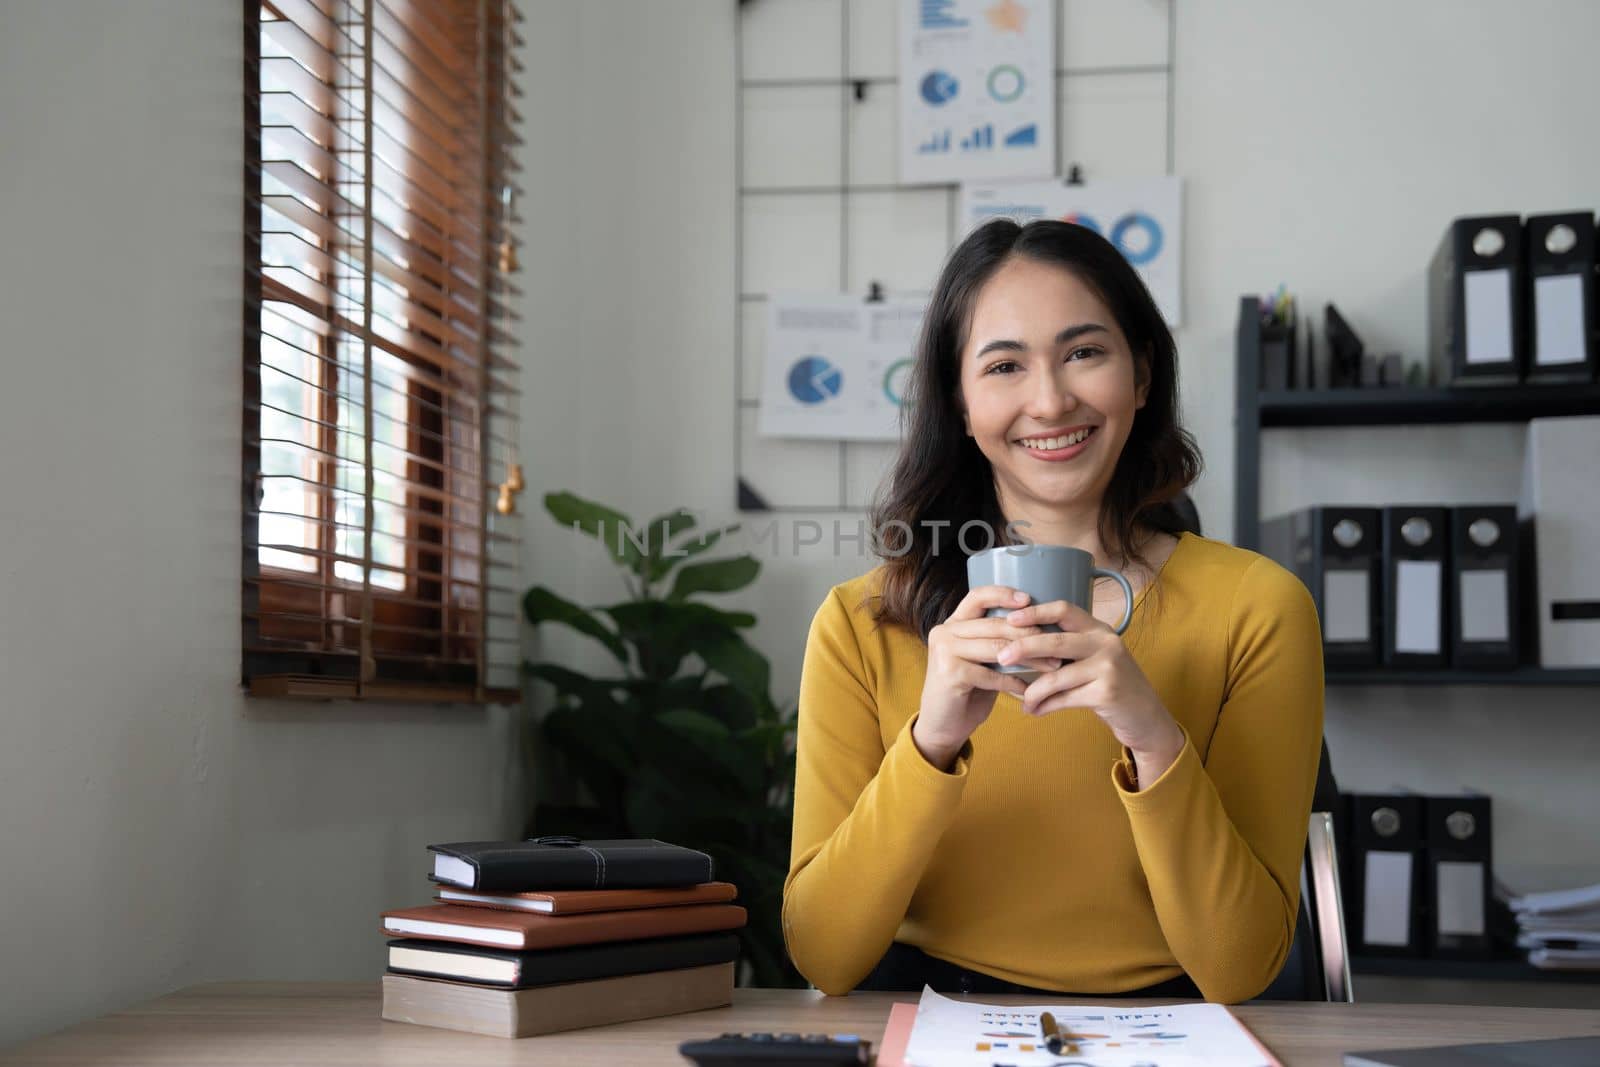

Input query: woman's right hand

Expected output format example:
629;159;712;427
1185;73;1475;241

912;585;1060;770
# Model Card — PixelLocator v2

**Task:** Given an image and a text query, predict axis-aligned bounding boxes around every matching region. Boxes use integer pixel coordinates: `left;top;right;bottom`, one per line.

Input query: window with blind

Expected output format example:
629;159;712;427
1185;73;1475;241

244;0;524;703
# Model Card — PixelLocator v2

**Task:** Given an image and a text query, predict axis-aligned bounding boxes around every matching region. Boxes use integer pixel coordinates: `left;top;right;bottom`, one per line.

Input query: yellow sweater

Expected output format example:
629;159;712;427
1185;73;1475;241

782;532;1324;1003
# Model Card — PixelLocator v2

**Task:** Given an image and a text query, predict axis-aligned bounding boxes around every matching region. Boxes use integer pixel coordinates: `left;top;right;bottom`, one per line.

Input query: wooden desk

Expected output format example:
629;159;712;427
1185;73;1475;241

5;983;1600;1066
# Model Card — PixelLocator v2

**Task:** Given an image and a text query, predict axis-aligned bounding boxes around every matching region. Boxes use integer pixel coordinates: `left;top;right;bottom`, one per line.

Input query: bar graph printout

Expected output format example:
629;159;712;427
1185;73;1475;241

902;986;1279;1067
899;0;1055;183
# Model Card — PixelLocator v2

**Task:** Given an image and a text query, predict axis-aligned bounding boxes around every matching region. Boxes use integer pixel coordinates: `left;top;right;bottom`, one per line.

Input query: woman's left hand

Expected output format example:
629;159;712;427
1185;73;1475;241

997;598;1186;779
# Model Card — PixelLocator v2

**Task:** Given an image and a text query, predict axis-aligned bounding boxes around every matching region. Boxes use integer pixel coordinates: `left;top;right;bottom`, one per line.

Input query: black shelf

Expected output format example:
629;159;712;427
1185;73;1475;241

1352;953;1600;985
1327;667;1600;687
1259;383;1600;428
1233;295;1600;550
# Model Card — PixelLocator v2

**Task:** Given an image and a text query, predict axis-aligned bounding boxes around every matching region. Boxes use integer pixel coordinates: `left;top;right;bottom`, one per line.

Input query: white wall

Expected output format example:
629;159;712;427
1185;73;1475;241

0;2;522;1049
514;0;744;664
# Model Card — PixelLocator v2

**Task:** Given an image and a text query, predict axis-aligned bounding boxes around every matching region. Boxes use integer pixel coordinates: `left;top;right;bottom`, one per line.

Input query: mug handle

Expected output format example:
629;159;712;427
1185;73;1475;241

1093;567;1136;634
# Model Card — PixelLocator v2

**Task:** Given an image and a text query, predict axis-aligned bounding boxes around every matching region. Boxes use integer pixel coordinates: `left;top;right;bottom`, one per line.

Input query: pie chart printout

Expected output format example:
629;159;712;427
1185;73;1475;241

787;356;844;405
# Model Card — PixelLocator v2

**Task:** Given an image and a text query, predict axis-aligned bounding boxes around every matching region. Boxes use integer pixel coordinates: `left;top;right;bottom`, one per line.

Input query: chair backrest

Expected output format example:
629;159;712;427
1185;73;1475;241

1305;811;1355;1001
1254;739;1356;1002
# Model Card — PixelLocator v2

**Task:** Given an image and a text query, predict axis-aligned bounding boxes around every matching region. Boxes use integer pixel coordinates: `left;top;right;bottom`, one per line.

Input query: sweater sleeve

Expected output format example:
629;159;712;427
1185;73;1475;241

1112;557;1325;1003
781;587;970;996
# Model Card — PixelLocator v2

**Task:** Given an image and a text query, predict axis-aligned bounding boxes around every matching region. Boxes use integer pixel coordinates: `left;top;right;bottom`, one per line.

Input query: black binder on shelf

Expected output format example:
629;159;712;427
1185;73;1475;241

1382;506;1450;669
1261;319;1295;391
1424;793;1494;959
1449;505;1521;669
1349;793;1426;957
1325;303;1365;388
1427;215;1525;385
1524;212;1597;383
1261;506;1382;667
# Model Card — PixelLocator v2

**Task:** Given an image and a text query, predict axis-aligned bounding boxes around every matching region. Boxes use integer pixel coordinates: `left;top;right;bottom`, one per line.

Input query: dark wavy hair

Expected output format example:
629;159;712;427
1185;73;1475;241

865;218;1202;640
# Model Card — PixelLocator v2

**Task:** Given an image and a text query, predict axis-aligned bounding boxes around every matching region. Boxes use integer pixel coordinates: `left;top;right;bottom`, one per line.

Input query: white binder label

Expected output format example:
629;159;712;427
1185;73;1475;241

1436;860;1486;936
1323;569;1370;643
1464;268;1513;365
1395;559;1443;654
1535;273;1587;366
1364;850;1413;947
1460;569;1510;642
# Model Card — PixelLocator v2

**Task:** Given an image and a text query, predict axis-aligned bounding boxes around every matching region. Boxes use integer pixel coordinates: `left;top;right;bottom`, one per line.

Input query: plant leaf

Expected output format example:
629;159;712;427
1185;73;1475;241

598;601;754;683
642;508;698;566
666;555;761;601
697;631;772;704
604;599;755;633
698;683;759;731
522;662;626;703
522;586;628;663
542;697;638;778
543;490;645;573
658;708;733;742
647;522;741;582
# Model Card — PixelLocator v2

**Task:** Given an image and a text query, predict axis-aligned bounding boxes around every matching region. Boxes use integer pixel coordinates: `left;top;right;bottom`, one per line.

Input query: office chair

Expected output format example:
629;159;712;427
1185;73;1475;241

1255;740;1356;1002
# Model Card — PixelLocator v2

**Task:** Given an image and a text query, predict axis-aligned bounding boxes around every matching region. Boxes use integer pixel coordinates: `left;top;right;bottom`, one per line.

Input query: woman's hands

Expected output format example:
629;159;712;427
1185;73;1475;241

912;585;1063;771
998;597;1186;786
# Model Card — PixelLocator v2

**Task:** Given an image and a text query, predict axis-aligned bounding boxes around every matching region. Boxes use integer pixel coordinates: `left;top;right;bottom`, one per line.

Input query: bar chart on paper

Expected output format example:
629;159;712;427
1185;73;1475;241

920;0;969;30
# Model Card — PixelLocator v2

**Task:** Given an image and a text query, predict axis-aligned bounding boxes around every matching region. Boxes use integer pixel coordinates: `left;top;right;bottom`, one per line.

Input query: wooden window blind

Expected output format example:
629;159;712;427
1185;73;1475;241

244;0;524;703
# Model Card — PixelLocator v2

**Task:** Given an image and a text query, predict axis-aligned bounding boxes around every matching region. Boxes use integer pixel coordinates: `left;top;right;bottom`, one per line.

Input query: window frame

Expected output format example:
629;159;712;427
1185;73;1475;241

243;0;520;704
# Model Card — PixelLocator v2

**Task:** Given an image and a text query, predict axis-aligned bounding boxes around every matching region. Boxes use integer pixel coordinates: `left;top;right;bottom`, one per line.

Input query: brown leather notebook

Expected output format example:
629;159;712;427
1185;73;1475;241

380;901;746;950
381;962;735;1039
433;881;738;915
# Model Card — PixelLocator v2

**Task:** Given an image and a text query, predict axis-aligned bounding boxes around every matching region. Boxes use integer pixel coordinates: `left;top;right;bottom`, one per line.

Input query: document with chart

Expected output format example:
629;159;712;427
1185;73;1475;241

961;175;1185;325
758;294;925;441
902;986;1278;1067
899;0;1055;184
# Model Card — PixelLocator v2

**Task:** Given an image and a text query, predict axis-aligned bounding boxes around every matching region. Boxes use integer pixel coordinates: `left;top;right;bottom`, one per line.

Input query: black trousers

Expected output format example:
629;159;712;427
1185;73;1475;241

856;941;1203;999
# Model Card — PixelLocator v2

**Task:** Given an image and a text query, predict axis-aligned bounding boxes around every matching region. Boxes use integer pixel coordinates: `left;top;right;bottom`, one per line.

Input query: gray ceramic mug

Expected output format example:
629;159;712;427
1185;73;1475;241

965;544;1135;682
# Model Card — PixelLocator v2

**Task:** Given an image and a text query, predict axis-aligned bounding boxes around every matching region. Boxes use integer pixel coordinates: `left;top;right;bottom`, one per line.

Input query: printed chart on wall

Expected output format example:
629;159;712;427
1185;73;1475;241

899;0;1055;184
902;987;1279;1067
961;176;1184;325
758;295;926;441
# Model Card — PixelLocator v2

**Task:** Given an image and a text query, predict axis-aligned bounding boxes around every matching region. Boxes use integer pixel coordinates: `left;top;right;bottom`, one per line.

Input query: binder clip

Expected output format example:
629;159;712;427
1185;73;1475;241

866;281;885;303
1065;163;1085;186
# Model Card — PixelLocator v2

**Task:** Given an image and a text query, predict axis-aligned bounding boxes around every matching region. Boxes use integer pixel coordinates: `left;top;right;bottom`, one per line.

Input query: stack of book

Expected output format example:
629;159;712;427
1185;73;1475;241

380;837;746;1037
1507;882;1600;971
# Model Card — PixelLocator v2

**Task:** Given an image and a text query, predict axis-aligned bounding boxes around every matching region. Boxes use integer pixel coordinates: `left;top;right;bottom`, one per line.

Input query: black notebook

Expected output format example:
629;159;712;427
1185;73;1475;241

385;931;741;989
428;837;716;891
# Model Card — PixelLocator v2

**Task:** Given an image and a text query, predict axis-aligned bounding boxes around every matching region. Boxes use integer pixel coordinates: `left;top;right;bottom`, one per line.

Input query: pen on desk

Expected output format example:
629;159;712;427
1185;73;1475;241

1038;1011;1063;1055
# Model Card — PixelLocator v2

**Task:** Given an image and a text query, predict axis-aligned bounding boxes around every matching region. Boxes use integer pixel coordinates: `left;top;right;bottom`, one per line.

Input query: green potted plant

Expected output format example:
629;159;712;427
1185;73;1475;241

522;491;801;987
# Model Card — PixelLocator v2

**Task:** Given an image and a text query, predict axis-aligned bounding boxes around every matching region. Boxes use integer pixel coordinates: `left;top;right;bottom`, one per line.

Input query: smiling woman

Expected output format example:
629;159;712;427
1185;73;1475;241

781;220;1326;1004
871;220;1201;643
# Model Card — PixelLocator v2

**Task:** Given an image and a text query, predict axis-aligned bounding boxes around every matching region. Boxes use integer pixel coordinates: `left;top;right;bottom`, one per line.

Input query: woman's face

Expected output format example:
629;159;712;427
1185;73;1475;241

957;255;1147;520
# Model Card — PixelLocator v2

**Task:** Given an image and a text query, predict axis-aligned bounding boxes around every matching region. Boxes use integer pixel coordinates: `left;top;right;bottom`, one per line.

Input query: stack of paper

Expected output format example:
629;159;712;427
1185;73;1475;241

1507;882;1600;970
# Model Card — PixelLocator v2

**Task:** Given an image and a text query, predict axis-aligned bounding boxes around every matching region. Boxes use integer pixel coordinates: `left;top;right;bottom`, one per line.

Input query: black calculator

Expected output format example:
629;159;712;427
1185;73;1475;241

678;1031;872;1066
